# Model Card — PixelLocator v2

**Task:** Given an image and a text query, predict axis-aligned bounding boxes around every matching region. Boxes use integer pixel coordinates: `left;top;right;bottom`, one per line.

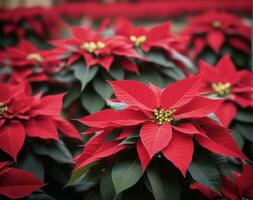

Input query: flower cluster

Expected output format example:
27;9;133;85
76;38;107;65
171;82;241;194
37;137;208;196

183;11;251;68
77;78;244;176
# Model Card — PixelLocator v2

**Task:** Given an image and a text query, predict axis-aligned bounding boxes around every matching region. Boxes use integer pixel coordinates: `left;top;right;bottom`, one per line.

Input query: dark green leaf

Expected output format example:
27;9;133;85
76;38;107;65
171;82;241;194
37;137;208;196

146;163;181;200
70;63;99;90
18;152;44;181
109;65;124;80
188;152;221;193
140;67;166;87
81;90;105;113
235;108;253;123
234;122;253;142
106;100;128;111
112;158;143;194
171;50;196;73
100;168;115;200
32;141;73;164
160;67;185;81
93;76;113;99
230;129;244;149
139;49;175;68
63;88;81;109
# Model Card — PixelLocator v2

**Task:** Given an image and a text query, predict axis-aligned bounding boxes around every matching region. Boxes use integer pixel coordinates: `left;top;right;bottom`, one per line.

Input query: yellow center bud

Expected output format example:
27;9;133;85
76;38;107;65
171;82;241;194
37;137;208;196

0;102;8;118
212;20;221;28
80;41;106;53
153;108;176;125
130;35;147;47
26;53;43;63
211;82;231;96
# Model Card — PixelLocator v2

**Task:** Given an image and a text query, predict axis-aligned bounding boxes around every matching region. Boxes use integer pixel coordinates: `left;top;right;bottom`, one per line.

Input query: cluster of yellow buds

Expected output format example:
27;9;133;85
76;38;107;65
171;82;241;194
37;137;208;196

80;41;106;53
0;102;8;118
211;82;231;97
26;53;44;63
153;108;176;125
212;20;222;29
130;35;147;47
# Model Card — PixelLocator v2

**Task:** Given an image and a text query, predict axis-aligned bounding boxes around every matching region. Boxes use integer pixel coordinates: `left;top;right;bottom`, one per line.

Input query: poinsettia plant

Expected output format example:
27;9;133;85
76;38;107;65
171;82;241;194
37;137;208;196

182;11;251;69
67;77;247;199
48;21;194;114
196;55;253;156
0;7;63;48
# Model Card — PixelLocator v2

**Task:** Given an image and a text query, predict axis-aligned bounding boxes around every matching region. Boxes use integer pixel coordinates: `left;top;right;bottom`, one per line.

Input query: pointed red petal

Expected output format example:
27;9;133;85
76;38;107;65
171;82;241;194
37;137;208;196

120;57;139;74
35;93;65;116
196;120;245;159
54;119;82;140
162;132;193;176
161;75;202;109
0;167;44;199
174;96;222;119
78;109;147;128
215;102;237;127
215;55;236;78
140;123;172;158
173;122;200;135
137;139;151;171
207;30;224;53
25;117;59;140
0;121;25;161
109;80;157;110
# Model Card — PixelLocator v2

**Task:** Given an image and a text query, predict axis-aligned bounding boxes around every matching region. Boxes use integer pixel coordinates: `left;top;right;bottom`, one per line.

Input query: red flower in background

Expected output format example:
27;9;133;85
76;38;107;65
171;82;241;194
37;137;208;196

0;39;65;84
0;7;62;39
77;77;245;175
183;11;251;59
198;55;253;127
191;164;253;200
114;18;183;53
0;82;82;161
52;26;141;71
0;162;44;199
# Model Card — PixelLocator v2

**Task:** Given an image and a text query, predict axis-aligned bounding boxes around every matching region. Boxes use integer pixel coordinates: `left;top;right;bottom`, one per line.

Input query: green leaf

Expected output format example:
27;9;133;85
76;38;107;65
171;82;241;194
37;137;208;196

211;155;233;176
235;108;253;123
81;90;105;113
230;129;244;149
18;152;44;181
109;65;124;80
160;67;185;81
100;168;115;200
234;122;253;142
171;50;196;73
93;76;113;99
140;66;166;87
106;100;128;111
112;158;143;194
188;151;221;193
66;164;94;187
63;88;81;109
146;163;180;200
32;140;73;164
70;63;99;90
138;49;175;68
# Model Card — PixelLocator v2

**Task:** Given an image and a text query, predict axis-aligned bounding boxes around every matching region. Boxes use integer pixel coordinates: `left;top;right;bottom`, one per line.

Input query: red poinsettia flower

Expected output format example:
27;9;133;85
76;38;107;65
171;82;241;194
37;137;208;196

183;11;251;59
77;77;245;176
191;164;253;200
0;7;62;39
197;55;253;127
0;82;82;161
0;162;45;199
0;39;64;84
51;26;141;71
114;18;183;53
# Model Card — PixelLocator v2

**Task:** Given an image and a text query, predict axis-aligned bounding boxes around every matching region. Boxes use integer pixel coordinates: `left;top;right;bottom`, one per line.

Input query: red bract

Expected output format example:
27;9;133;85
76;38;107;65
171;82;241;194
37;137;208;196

198;55;253;127
0;82;82;161
0;7;62;39
114;18;182;52
183;11;251;59
51;26;141;71
191;164;253;200
0;162;44;199
1;39;64;84
77;77;245;176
